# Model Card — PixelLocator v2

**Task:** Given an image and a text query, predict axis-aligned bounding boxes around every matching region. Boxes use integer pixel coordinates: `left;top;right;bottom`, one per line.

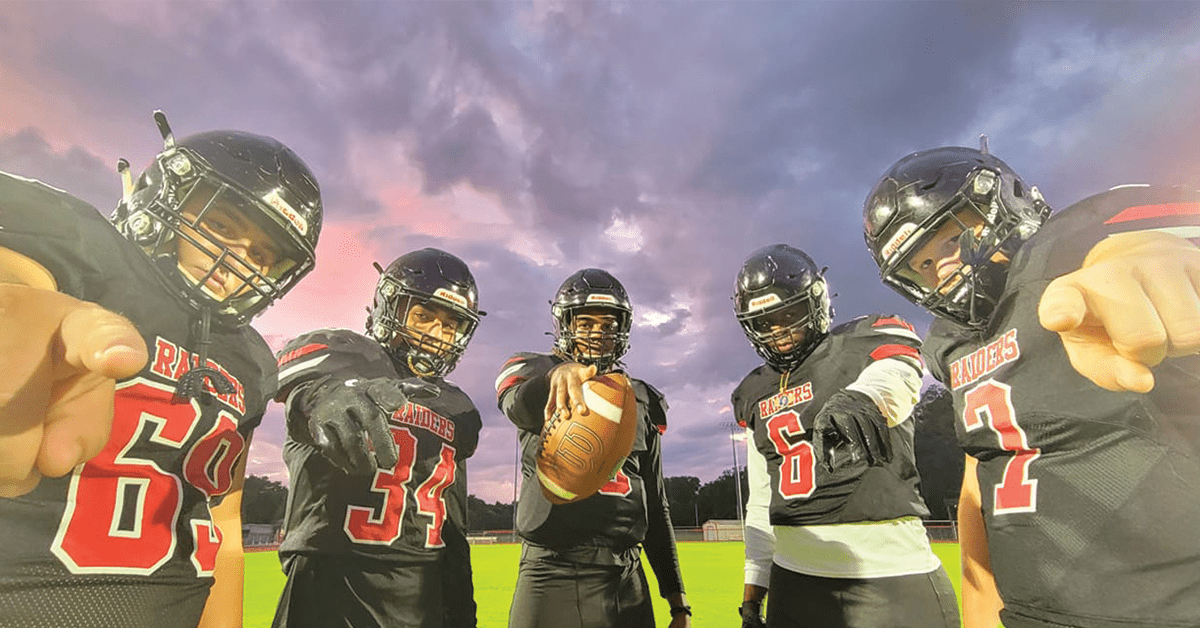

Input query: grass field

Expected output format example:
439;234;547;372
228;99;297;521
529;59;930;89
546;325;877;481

245;542;963;627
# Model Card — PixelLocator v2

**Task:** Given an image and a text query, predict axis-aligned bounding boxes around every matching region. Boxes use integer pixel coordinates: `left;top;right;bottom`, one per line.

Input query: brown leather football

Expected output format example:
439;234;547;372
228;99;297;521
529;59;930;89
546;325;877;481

536;372;638;504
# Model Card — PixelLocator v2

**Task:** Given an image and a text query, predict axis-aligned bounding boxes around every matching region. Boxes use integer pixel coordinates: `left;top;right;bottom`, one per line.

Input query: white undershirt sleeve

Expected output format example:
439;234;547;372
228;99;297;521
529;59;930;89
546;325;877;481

845;356;923;427
743;427;775;588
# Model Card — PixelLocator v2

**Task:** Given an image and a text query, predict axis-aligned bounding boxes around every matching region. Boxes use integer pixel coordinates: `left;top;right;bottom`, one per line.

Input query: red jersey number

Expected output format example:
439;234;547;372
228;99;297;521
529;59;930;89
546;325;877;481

765;410;816;499
962;379;1039;514
51;379;246;575
344;427;458;548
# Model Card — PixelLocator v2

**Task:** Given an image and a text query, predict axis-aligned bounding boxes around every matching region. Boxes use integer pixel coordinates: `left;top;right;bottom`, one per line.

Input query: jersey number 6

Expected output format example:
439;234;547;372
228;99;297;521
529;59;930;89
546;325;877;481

52;379;246;575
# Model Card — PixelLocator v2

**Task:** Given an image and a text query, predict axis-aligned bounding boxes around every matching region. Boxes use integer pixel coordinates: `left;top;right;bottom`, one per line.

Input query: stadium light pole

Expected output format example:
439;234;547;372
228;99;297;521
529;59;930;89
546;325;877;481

512;429;520;531
730;425;744;526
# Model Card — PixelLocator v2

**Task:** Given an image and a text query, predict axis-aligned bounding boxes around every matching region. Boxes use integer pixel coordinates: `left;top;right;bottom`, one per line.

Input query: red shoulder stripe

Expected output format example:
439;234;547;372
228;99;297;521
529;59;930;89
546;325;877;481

495;375;527;399
1104;203;1200;224
870;343;923;365
277;343;328;367
872;316;916;333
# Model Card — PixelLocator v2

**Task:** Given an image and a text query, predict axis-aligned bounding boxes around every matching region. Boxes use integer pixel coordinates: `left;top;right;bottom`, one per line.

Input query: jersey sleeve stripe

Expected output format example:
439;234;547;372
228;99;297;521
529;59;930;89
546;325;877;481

278;353;331;383
494;362;528;391
870;343;923;366
872;316;916;333
1103;202;1200;224
277;343;329;367
495;375;527;399
871;326;922;343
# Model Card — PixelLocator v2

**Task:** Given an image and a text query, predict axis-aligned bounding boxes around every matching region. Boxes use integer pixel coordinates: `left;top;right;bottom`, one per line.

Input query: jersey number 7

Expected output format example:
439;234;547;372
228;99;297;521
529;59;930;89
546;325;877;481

963;379;1040;514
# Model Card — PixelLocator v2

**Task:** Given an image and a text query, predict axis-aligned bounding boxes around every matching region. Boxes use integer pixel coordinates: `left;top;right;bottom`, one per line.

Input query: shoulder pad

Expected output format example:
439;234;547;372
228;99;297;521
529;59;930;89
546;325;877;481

631;378;669;433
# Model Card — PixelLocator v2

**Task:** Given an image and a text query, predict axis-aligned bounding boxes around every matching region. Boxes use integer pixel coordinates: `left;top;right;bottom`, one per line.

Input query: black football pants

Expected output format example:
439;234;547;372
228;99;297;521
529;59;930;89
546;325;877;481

765;562;961;628
507;543;656;628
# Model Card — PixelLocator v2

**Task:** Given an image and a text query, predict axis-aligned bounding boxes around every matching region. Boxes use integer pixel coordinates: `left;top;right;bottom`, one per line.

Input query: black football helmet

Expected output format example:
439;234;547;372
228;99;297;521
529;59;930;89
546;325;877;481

863;144;1050;328
734;244;832;371
112;111;322;325
366;248;482;377
551;268;632;372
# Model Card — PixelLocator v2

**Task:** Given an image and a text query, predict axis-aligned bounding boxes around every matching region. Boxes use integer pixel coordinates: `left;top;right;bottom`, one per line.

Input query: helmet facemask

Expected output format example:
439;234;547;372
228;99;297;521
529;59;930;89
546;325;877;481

553;304;631;373
874;163;1046;329
736;277;831;372
369;275;480;378
115;146;314;325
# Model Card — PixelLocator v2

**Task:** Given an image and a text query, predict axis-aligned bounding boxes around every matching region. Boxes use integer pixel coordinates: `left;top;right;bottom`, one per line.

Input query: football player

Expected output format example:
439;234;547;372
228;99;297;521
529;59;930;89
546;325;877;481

0;111;323;628
863;143;1200;628
731;244;960;628
494;268;692;628
271;247;484;628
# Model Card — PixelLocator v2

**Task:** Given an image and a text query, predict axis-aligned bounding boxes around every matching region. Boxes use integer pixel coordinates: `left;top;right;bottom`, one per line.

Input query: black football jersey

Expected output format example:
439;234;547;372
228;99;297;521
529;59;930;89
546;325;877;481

0;172;275;627
275;329;482;563
495;352;685;595
925;185;1200;627
733;314;930;527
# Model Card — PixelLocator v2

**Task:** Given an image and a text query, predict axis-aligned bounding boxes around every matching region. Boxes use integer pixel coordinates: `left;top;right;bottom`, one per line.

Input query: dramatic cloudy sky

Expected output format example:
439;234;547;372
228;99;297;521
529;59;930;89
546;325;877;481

3;1;1199;503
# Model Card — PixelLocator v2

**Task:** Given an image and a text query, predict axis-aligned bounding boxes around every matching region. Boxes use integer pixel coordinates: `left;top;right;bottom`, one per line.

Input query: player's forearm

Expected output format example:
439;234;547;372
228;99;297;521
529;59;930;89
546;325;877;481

197;526;245;628
499;364;555;431
960;456;1003;628
844;356;923;426
743;435;774;588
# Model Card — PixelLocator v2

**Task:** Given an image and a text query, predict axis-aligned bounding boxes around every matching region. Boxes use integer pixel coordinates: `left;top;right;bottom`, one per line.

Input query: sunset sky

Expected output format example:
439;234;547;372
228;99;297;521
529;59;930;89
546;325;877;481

3;1;1199;503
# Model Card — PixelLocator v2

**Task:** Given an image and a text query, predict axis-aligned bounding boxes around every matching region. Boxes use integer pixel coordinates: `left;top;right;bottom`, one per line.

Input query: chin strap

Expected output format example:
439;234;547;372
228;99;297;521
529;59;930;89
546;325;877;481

175;307;236;402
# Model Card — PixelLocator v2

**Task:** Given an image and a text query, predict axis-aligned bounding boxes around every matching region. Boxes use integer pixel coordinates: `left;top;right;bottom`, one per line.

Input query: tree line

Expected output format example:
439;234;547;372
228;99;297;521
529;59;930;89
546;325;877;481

244;384;963;530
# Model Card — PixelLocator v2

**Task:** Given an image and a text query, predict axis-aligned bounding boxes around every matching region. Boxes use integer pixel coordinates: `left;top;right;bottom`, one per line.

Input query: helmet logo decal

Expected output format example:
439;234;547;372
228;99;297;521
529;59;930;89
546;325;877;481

747;293;783;312
585;293;618;305
264;188;307;235
881;222;918;263
433;287;468;308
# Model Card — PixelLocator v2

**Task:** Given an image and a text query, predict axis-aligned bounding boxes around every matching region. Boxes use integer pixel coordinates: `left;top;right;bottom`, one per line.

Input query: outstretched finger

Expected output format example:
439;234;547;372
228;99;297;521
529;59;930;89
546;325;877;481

361;407;399;470
38;374;117;477
1038;279;1088;333
567;364;597;415
58;305;147;380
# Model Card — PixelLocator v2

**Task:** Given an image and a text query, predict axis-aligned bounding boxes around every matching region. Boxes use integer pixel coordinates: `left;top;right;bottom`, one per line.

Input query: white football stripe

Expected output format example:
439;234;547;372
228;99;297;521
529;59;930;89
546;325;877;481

278;354;330;382
583;385;623;423
537;468;578;500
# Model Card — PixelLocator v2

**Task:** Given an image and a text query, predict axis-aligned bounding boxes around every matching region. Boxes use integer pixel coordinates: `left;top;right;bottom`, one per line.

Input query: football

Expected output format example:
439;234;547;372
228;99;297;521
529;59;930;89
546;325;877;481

536;372;638;504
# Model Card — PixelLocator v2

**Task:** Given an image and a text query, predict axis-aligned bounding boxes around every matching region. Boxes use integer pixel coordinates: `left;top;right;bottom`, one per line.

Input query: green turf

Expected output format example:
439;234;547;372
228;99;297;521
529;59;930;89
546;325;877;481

245;542;964;627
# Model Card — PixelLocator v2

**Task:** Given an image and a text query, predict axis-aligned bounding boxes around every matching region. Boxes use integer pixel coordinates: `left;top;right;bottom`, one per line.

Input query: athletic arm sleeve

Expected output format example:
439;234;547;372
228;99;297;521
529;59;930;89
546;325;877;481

845;356;924;427
743;427;774;589
641;406;685;598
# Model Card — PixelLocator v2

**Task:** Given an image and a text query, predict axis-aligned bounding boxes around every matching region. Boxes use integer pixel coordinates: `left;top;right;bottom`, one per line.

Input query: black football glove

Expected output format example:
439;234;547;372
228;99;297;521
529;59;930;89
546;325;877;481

293;377;437;475
811;389;892;473
738;599;765;628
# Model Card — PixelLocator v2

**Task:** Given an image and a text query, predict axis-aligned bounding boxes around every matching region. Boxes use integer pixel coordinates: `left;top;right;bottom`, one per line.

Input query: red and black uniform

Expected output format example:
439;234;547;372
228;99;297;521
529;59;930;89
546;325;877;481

495;352;684;628
735;314;958;628
925;185;1200;628
272;328;481;628
734;315;929;526
0;172;272;628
